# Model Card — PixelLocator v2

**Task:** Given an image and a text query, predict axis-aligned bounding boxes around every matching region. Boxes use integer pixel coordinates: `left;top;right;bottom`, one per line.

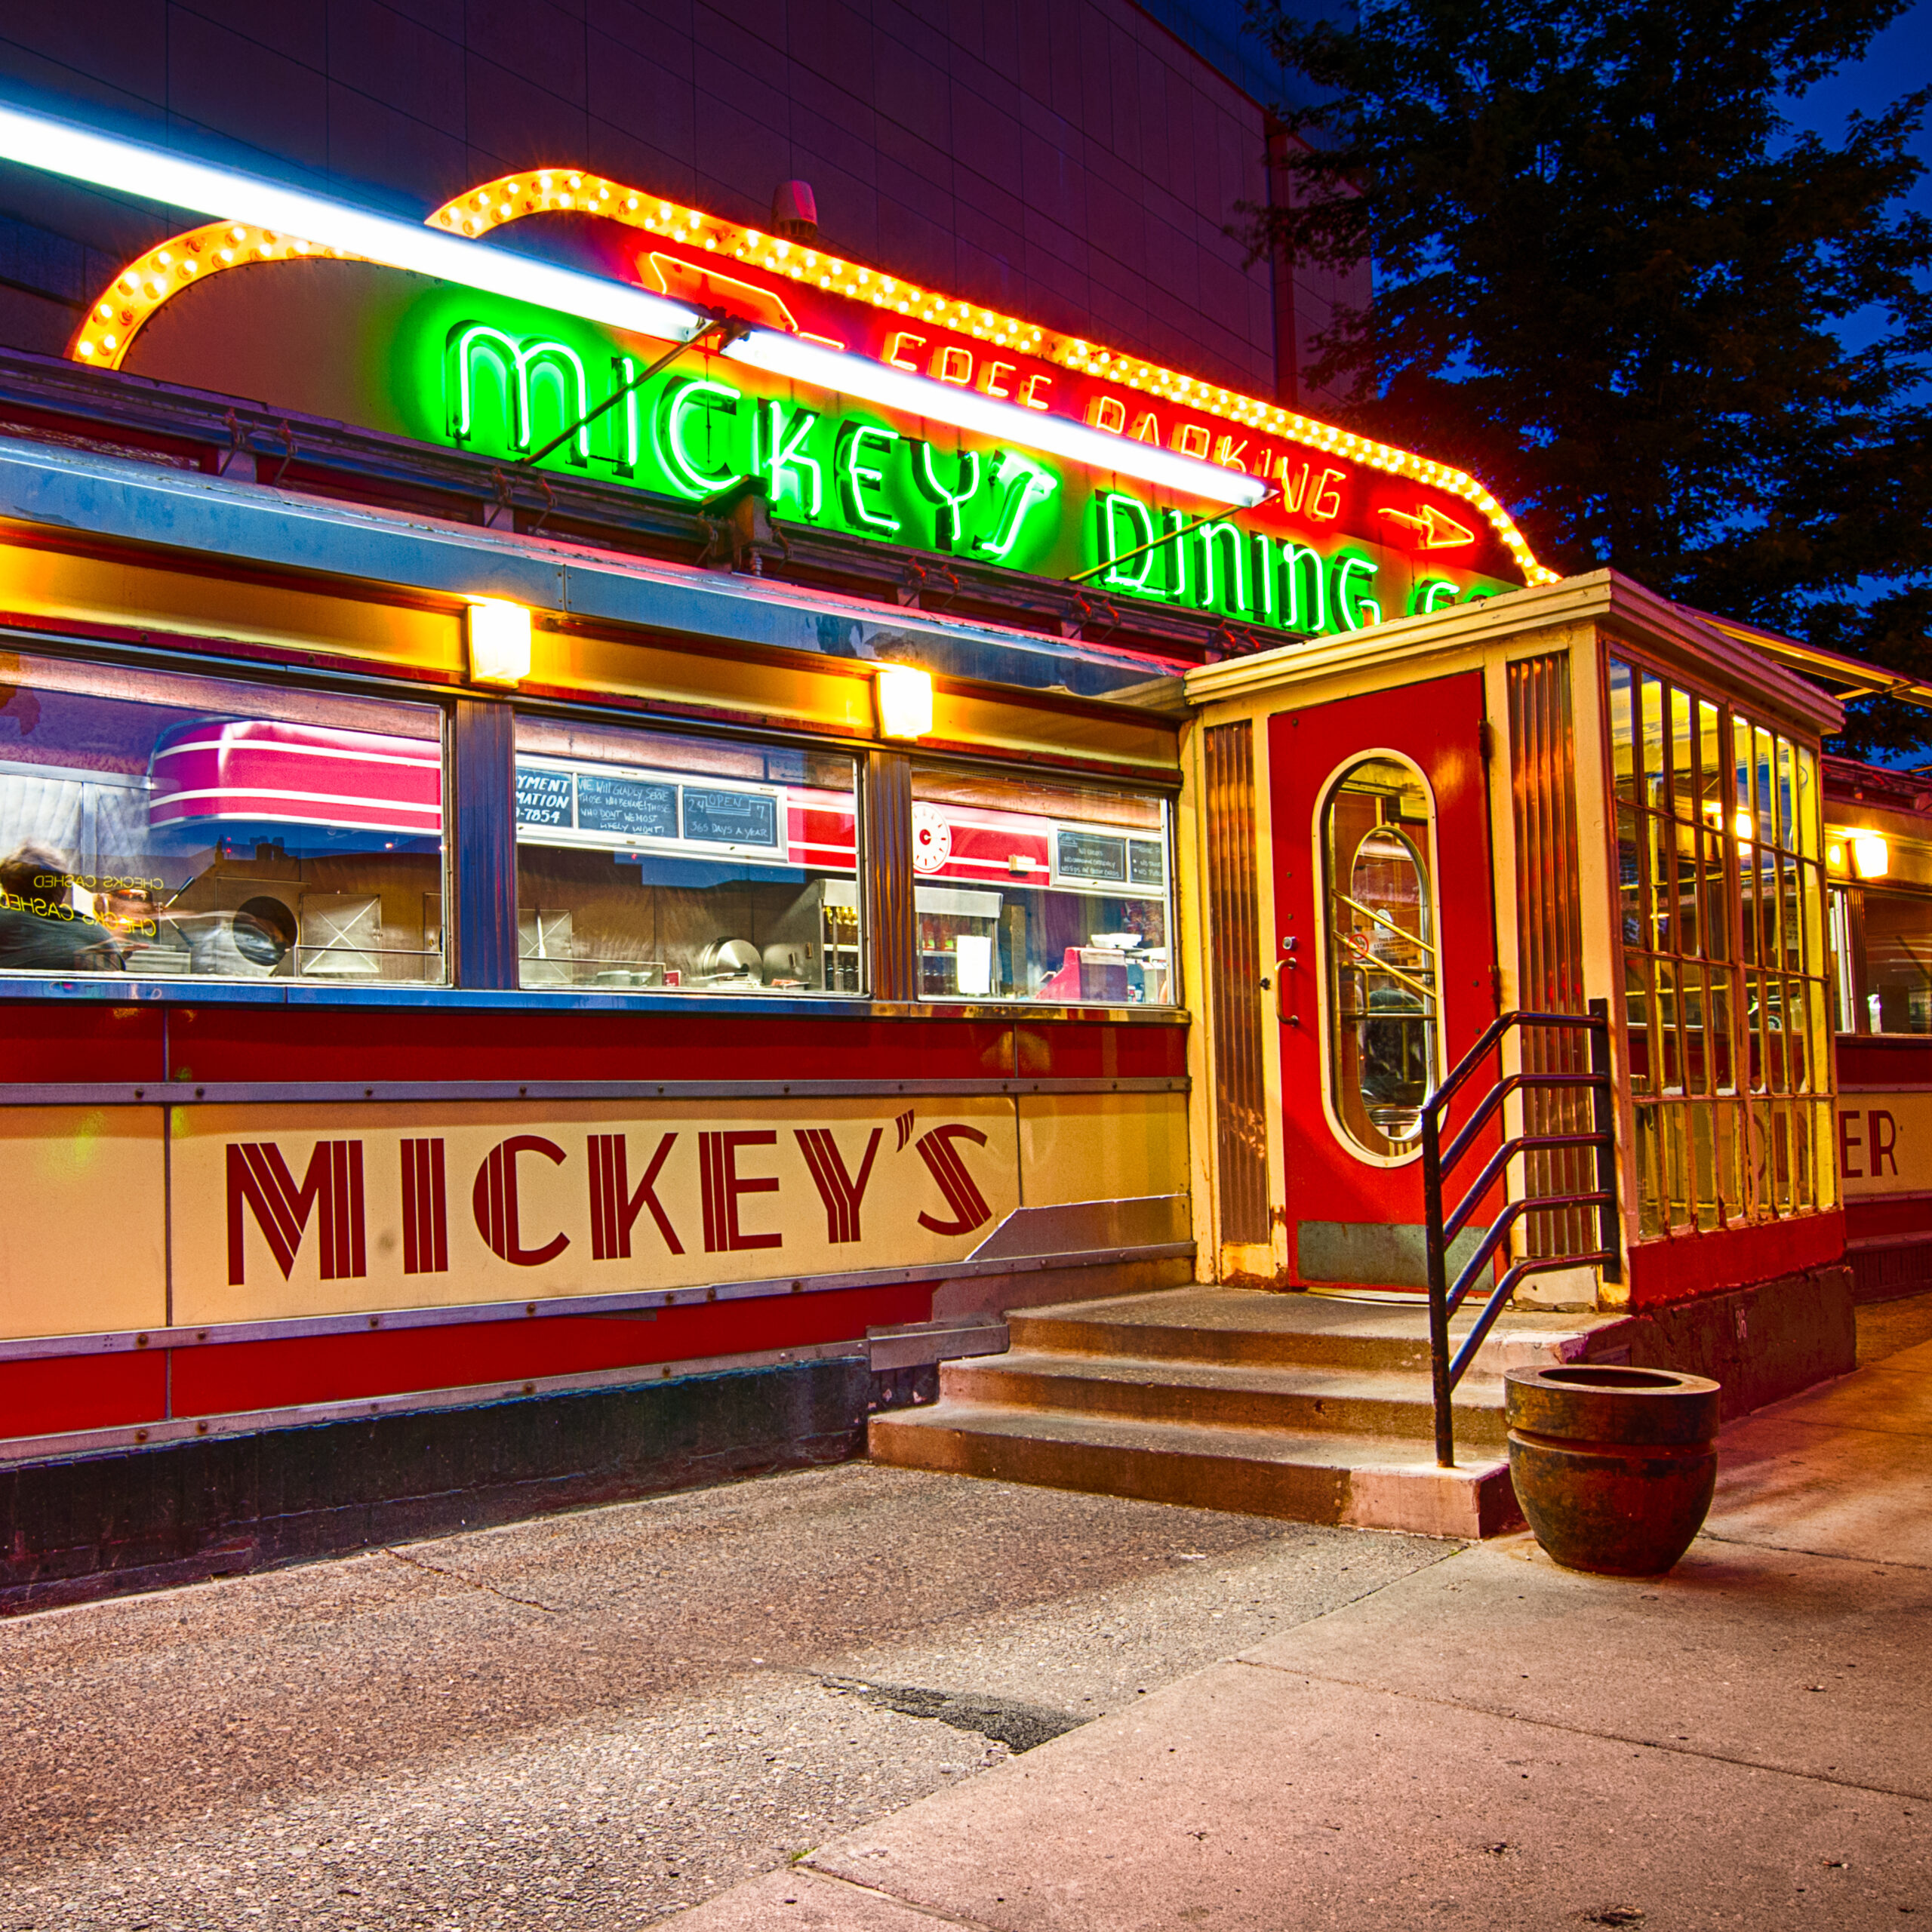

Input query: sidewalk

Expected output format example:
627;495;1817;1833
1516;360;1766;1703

665;1333;1932;1929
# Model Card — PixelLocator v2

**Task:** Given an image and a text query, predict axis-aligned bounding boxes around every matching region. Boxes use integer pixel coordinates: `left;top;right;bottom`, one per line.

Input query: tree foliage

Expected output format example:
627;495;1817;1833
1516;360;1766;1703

1240;0;1932;753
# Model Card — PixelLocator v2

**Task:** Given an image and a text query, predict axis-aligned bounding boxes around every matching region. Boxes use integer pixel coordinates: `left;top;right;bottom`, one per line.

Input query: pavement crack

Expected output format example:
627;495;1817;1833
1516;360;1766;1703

797;1865;1009;1929
1694;1531;1932;1573
1233;1658;1932;1801
382;1546;560;1613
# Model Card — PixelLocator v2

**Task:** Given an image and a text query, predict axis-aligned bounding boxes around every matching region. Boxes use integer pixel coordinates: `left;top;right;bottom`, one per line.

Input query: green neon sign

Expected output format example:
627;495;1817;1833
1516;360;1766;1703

401;293;1506;635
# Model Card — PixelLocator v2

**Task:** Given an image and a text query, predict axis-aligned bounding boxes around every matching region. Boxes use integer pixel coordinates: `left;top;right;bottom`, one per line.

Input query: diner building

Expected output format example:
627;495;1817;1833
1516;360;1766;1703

0;40;1901;1603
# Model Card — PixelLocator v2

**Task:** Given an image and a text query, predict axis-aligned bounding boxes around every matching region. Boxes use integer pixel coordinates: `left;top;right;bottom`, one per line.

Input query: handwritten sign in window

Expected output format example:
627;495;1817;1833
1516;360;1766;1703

683;789;779;847
577;773;678;839
1055;828;1128;884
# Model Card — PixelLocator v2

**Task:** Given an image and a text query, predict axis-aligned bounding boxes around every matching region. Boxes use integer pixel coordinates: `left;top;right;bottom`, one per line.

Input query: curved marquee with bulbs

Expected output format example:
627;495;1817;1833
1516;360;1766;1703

0;101;1555;638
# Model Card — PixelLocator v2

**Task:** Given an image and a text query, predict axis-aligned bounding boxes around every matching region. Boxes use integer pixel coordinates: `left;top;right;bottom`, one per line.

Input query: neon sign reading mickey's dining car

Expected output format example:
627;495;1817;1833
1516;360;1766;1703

434;318;1464;638
65;151;1551;635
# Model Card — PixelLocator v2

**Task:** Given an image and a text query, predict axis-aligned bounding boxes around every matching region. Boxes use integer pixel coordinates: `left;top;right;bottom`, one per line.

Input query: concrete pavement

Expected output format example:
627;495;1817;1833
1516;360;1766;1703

0;1457;1449;1929
665;1329;1932;1930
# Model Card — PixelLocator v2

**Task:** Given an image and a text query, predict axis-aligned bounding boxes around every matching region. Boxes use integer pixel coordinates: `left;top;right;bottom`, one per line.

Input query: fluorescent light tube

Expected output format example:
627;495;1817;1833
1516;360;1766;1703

0;101;703;346
728;330;1272;509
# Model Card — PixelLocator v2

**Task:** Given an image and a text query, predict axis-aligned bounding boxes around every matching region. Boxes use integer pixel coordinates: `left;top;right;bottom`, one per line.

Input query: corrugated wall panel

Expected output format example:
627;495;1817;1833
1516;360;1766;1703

1204;721;1270;1244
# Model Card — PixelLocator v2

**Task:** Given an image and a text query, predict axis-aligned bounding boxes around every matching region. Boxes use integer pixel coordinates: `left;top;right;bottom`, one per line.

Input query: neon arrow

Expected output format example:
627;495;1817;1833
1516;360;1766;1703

1378;503;1477;549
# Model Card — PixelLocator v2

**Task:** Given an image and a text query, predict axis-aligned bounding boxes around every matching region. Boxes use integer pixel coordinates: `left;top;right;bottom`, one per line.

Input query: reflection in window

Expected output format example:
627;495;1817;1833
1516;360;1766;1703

513;715;861;993
0;650;443;983
907;768;1173;1004
1321;757;1438;1157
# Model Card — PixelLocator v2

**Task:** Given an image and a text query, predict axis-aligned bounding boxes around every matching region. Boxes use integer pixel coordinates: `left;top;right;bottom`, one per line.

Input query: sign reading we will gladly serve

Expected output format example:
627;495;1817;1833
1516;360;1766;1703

67;150;1552;641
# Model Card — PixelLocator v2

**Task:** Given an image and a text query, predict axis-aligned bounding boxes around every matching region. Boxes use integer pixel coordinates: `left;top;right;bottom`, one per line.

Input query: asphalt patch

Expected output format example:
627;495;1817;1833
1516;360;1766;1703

820;1676;1086;1753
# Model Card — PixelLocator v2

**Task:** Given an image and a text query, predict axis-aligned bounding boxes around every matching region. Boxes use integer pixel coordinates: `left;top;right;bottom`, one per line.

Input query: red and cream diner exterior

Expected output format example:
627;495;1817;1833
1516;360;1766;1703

0;99;1857;1604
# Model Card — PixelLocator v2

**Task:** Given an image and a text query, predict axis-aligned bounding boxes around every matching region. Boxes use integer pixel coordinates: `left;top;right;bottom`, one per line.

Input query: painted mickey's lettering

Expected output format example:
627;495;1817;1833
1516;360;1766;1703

222;1117;995;1286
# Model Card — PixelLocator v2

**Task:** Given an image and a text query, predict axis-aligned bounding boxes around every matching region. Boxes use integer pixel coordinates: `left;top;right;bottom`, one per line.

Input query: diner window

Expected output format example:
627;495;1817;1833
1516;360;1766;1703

1854;885;1932;1033
0;648;443;983
906;768;1174;1004
512;715;861;993
1608;657;1833;1235
1320;755;1439;1159
1826;875;1932;1035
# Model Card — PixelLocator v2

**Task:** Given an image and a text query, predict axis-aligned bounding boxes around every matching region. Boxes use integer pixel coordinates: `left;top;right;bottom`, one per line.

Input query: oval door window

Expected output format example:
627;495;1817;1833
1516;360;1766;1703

1321;756;1441;1159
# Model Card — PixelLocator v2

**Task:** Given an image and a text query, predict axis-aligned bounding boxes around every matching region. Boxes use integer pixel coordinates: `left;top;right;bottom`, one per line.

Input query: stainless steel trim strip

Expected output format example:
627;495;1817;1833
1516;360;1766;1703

0;432;1194;706
0;1240;1196;1361
0;1075;1188;1107
0;975;1192;1022
1846;1228;1932;1251
0;1340;872;1467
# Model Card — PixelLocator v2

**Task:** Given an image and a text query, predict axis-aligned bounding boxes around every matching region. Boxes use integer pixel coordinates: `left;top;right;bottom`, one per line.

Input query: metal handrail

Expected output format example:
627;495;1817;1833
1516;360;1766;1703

1421;1001;1621;1466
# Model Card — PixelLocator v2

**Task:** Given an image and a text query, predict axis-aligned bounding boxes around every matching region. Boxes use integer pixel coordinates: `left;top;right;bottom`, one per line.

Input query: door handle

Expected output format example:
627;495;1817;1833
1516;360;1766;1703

1275;954;1301;1027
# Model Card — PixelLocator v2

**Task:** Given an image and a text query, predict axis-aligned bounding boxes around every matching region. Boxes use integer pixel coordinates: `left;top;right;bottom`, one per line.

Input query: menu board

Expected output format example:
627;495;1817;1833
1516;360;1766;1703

683;788;780;847
1055;828;1128;883
515;766;574;827
1130;838;1166;888
577;772;678;839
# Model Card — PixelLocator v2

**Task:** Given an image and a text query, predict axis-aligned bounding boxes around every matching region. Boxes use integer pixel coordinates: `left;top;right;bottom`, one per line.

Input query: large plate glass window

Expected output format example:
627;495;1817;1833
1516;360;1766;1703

1320;755;1440;1158
0;649;444;983
906;768;1173;1003
513;715;861;992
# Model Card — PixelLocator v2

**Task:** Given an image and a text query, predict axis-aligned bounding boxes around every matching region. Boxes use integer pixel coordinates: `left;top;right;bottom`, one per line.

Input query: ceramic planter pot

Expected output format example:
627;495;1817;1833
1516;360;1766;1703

1504;1364;1722;1577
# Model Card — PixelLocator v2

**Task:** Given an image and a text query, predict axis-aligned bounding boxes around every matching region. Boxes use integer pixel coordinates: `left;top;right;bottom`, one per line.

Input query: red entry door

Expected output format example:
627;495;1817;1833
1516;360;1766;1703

1269;673;1497;1290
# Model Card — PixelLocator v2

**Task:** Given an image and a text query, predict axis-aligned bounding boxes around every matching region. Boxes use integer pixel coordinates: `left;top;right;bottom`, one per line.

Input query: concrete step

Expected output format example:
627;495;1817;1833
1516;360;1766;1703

869;1401;1521;1540
943;1351;1509;1449
1008;1286;1624;1378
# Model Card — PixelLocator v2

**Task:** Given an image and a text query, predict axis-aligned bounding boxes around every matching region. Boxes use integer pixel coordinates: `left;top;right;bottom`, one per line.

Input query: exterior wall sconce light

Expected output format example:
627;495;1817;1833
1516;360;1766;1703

1852;832;1890;880
875;663;934;740
466;599;533;687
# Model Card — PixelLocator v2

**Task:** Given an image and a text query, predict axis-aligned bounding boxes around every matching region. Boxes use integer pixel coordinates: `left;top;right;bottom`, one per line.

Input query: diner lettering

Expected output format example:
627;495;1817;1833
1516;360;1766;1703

436;318;1507;639
221;1116;999;1285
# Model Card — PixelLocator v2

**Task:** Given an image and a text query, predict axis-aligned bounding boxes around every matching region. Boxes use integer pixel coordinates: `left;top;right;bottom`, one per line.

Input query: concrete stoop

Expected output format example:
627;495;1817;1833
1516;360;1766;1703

869;1287;1631;1538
